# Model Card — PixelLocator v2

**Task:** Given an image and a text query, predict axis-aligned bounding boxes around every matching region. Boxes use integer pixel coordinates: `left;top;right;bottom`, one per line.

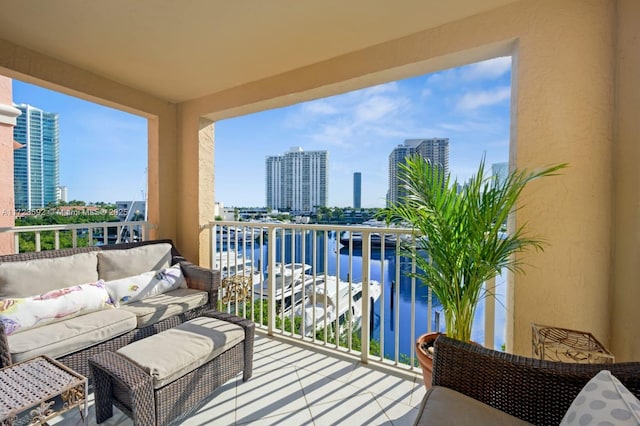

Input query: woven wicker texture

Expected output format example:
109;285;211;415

0;356;85;420
0;240;221;380
89;310;254;426
432;335;640;426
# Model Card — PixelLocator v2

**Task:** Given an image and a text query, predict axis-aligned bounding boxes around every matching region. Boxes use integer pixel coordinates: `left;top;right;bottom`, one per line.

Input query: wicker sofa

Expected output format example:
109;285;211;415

414;336;640;425
0;239;225;378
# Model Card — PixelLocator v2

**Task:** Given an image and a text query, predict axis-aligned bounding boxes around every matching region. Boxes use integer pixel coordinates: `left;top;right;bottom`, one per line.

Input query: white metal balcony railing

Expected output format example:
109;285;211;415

0;220;502;375
206;221;502;376
0;221;153;253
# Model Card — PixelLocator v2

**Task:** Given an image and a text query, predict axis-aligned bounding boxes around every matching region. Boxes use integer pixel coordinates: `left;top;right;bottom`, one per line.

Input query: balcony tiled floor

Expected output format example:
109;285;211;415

51;331;426;425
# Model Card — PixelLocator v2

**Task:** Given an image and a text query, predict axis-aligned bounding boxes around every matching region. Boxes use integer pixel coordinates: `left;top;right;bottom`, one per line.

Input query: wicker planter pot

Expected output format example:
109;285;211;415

416;332;444;390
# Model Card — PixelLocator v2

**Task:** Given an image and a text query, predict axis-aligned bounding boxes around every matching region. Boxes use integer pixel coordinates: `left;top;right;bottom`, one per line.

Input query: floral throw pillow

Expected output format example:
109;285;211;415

104;264;186;307
0;280;113;335
560;370;640;425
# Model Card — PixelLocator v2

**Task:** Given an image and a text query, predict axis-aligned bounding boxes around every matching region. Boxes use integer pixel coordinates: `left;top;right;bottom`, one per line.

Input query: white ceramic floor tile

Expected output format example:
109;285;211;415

251;351;290;372
297;368;367;406
374;395;421;426
234;365;307;424
182;377;238;426
308;392;392;426
410;381;427;407
238;407;314;425
292;350;359;381
346;365;418;404
45;335;419;426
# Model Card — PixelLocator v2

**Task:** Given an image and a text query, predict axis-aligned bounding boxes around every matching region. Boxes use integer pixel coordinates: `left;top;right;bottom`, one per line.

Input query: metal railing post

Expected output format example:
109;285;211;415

484;276;496;349
360;230;371;363
267;227;277;336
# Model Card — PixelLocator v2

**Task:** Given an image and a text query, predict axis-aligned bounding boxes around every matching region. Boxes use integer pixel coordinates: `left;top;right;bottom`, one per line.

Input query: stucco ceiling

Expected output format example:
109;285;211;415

0;0;519;103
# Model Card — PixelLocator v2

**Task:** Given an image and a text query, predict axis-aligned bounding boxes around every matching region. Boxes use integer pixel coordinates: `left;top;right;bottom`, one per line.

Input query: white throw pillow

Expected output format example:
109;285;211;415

0;280;113;335
560;370;640;425
104;264;187;307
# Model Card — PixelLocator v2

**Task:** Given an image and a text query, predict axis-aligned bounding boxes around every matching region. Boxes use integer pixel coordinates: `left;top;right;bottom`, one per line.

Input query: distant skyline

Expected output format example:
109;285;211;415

216;56;511;207
10;56;511;207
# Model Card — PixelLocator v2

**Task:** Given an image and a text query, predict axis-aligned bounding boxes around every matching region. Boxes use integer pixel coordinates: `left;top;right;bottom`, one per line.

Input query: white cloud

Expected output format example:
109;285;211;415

354;95;407;123
421;87;432;98
301;100;339;116
456;86;511;110
355;81;399;97
461;57;511;81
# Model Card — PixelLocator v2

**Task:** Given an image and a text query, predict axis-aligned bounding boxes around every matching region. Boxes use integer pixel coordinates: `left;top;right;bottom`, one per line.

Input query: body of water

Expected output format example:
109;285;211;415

223;229;506;359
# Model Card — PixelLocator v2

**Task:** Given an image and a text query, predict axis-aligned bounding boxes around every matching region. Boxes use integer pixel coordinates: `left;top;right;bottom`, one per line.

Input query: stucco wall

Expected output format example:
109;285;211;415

612;0;640;361
0;75;16;254
0;39;179;246
183;0;622;358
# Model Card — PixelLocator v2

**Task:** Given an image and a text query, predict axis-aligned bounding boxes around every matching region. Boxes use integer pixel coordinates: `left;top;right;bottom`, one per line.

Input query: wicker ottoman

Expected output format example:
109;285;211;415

89;311;254;426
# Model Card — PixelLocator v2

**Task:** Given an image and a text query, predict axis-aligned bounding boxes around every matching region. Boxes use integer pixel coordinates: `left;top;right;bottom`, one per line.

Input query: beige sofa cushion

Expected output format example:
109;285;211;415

117;316;244;389
98;243;172;281
117;288;208;328
414;387;533;426
8;309;137;363
0;252;99;298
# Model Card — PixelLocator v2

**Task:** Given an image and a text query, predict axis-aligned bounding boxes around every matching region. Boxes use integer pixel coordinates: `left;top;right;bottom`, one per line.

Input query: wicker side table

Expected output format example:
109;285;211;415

0;356;88;425
532;323;615;364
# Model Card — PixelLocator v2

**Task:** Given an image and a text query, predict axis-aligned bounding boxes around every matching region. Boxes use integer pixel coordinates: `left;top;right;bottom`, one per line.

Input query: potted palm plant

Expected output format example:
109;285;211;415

379;155;565;388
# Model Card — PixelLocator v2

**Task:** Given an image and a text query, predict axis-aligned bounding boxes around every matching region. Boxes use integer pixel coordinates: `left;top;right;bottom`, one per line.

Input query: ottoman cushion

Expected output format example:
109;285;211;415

116;316;244;388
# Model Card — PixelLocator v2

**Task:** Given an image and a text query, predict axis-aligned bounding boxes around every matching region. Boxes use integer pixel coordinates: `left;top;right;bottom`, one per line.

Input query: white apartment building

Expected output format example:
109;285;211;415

266;147;328;213
387;138;449;205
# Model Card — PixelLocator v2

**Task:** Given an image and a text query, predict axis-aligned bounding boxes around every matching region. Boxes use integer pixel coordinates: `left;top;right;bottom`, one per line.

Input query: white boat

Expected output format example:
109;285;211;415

215;226;262;244
253;263;314;313
296;276;382;337
214;252;263;286
339;231;401;249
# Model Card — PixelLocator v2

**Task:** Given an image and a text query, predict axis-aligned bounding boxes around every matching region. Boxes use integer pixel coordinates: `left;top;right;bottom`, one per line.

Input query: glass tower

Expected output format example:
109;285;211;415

353;172;361;209
13;104;60;210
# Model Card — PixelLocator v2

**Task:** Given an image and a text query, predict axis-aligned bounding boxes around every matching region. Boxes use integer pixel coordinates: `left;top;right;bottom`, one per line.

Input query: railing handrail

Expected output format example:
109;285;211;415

203;220;417;235
0;220;150;234
0;221;154;253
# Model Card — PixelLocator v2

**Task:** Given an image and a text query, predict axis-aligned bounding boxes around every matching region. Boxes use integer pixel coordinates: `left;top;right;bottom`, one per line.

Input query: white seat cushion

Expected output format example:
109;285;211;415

117;288;208;328
8;309;137;362
117;316;245;389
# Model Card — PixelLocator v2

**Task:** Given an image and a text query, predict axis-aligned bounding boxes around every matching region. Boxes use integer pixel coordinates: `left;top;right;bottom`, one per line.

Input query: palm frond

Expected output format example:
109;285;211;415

378;155;567;341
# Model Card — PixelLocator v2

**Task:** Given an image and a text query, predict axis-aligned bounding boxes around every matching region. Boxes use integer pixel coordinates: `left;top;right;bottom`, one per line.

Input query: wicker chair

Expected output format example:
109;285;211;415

421;335;640;425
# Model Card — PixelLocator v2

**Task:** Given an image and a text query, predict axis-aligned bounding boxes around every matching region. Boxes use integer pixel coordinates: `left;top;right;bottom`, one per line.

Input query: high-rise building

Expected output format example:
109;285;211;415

266;147;328;213
353;172;361;209
491;162;509;187
387;138;449;205
13;104;59;210
56;185;68;203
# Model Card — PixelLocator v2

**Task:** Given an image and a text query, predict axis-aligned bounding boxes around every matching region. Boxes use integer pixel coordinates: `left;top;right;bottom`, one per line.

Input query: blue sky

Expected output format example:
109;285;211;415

12;56;511;207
